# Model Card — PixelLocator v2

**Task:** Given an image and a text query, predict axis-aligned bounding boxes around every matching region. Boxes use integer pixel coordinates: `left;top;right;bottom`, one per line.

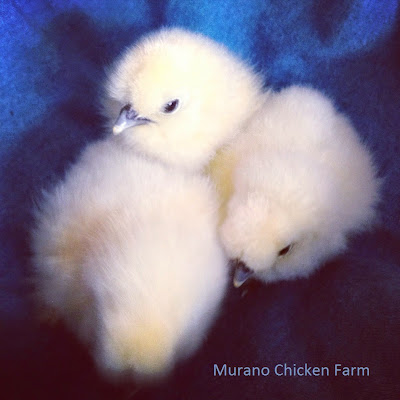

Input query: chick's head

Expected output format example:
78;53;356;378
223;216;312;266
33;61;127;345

220;154;347;286
104;28;262;170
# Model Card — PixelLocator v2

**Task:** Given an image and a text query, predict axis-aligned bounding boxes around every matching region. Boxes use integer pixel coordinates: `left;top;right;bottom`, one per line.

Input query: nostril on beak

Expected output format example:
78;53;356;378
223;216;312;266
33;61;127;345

125;107;139;121
113;104;152;135
120;104;132;113
119;104;139;120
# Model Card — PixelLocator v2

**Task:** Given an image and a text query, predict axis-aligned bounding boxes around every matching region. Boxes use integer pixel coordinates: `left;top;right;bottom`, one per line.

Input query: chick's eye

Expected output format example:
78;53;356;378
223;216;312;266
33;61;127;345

162;99;180;114
278;244;292;257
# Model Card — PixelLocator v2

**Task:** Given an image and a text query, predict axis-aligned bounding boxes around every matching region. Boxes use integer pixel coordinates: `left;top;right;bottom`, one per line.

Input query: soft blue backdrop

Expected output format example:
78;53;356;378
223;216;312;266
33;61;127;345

1;1;399;398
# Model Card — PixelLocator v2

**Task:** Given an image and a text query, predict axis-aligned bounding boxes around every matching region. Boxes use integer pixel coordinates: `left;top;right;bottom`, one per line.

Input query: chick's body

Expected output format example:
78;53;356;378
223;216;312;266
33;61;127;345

103;28;263;170
32;138;227;380
218;86;380;284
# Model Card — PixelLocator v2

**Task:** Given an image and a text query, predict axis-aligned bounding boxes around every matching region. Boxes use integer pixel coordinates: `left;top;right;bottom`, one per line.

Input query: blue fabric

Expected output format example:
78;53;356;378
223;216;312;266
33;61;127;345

1;1;400;398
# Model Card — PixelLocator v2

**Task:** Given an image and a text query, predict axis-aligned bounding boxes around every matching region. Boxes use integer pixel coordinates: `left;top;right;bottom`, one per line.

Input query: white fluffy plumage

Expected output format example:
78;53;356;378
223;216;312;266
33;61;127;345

31;138;227;380
216;86;380;286
103;28;263;171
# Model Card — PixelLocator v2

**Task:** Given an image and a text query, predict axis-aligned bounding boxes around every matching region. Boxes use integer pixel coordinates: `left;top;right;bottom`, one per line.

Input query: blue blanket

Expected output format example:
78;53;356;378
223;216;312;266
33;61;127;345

1;1;400;398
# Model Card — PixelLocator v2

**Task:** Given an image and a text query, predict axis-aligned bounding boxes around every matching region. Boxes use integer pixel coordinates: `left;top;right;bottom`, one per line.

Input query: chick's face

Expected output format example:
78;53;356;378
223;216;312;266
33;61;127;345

221;195;307;286
104;29;262;170
220;190;331;287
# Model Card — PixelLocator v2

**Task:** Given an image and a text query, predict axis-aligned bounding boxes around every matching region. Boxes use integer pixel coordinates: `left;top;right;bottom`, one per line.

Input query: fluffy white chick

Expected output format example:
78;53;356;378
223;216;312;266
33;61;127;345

31;138;227;381
217;86;380;286
103;28;263;171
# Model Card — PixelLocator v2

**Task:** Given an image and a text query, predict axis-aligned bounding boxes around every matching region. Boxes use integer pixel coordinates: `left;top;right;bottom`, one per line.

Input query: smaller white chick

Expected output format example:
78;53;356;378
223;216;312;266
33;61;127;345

103;28;263;171
31;138;227;381
217;86;380;286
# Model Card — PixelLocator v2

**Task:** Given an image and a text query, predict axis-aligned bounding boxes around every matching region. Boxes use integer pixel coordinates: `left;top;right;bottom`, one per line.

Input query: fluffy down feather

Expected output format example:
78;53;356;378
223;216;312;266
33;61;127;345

31;138;227;381
216;86;380;285
103;28;263;171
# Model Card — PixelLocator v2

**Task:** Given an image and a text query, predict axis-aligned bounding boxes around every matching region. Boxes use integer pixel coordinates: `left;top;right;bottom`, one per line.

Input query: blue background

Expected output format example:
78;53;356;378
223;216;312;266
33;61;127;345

1;1;399;398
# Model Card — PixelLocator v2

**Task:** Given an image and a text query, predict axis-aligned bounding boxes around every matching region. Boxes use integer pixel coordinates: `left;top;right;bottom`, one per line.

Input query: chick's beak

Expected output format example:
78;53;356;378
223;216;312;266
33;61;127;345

113;105;152;135
232;260;254;288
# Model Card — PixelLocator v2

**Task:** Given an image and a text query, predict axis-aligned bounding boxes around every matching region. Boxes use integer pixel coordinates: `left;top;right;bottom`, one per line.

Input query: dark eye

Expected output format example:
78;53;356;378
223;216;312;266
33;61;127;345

162;99;180;114
278;244;292;257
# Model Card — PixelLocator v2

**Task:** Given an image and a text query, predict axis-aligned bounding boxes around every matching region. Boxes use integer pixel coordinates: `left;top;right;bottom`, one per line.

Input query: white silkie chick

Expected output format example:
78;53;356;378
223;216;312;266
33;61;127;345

103;28;263;171
31;138;227;381
217;86;380;287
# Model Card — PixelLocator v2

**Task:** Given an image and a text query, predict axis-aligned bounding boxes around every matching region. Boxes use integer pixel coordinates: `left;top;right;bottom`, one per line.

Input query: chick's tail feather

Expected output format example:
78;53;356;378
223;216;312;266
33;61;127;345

102;314;175;380
129;321;174;378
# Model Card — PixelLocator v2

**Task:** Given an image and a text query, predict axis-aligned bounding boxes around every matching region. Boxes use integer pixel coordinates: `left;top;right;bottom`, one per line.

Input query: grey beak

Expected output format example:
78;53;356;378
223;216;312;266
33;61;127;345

233;260;254;288
113;105;152;135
